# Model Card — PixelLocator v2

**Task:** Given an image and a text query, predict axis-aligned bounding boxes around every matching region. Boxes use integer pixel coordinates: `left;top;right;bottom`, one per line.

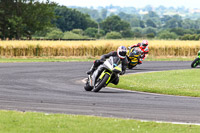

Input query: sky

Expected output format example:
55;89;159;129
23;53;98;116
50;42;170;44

47;0;200;8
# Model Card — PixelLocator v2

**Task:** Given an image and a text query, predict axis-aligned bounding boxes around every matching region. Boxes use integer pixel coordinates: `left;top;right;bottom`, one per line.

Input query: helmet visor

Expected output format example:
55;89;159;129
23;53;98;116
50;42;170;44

142;43;148;46
119;51;126;56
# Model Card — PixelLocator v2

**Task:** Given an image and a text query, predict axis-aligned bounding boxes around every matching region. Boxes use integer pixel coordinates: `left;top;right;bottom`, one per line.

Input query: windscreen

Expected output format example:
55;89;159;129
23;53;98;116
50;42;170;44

129;48;141;57
113;56;121;66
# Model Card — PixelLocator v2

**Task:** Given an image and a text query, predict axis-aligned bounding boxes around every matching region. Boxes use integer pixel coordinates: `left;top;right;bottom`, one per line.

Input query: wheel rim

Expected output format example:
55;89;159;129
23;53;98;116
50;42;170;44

194;61;199;67
95;78;102;88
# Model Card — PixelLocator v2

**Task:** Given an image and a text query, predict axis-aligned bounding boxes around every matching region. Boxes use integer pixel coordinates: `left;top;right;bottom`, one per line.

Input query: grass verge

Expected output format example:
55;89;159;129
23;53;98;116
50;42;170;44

145;55;195;61
109;69;200;97
0;56;196;63
0;57;97;63
0;110;200;133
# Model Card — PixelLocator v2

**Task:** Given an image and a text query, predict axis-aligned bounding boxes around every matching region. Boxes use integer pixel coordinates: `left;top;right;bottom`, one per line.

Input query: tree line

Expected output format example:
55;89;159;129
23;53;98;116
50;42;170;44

1;1;200;40
0;0;57;39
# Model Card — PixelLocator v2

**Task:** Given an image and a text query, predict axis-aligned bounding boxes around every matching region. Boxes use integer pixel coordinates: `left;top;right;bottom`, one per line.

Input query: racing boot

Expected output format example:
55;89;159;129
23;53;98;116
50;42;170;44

86;65;96;75
86;60;102;75
138;58;143;64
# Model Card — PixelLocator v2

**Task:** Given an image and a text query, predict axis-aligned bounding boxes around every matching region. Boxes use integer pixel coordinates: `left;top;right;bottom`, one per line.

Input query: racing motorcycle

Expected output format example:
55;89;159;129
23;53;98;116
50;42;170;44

191;50;200;68
126;47;142;69
84;56;122;92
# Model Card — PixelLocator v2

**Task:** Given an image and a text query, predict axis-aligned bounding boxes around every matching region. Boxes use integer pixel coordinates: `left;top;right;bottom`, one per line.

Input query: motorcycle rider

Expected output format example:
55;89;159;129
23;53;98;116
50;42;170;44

86;46;128;76
128;40;149;64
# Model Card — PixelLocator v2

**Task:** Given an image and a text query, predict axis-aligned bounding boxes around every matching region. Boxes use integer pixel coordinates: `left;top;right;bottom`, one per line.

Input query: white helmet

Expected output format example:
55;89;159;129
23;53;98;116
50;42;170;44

117;46;127;59
142;40;148;46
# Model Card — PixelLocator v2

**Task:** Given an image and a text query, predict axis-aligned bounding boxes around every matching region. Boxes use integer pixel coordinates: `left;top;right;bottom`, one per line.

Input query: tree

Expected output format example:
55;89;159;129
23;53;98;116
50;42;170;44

105;32;122;39
148;11;159;18
161;15;172;23
147;33;155;38
179;34;200;40
132;27;143;38
144;5;153;12
0;0;57;39
146;19;157;28
179;34;190;40
46;28;63;39
189;34;196;40
0;0;14;39
100;9;107;19
22;1;57;39
170;28;186;36
8;16;26;39
164;18;182;28
143;27;157;35
121;29;134;38
197;29;200;34
54;6;97;32
158;31;178;39
195;19;200;30
71;29;84;35
100;15;131;33
62;31;88;39
84;28;98;37
130;18;140;27
75;7;100;20
195;34;200;40
139;20;145;28
182;19;200;29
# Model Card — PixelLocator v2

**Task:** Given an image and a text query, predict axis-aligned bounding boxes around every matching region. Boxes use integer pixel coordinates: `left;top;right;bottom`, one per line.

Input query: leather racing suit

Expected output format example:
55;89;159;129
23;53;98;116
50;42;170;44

129;43;149;63
87;51;128;75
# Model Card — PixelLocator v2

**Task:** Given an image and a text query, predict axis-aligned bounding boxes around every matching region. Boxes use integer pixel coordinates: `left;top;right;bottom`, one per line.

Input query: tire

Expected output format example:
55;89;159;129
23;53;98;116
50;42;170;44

93;73;110;92
128;64;136;69
191;58;200;68
128;65;134;69
111;77;119;85
84;79;93;91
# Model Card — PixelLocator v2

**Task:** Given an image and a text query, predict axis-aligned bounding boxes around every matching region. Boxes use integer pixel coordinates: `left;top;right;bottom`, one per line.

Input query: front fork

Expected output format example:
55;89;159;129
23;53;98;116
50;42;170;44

198;56;200;65
99;70;111;84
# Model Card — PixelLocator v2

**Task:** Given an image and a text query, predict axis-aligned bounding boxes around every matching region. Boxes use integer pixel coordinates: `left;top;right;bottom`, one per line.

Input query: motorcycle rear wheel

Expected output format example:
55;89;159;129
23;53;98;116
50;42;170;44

93;73;110;92
191;58;200;68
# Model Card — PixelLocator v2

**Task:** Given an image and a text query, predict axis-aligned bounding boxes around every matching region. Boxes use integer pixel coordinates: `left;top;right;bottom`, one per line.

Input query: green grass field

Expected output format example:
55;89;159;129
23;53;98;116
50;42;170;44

0;56;195;62
0;57;96;62
0;110;199;133
0;58;199;132
109;69;200;97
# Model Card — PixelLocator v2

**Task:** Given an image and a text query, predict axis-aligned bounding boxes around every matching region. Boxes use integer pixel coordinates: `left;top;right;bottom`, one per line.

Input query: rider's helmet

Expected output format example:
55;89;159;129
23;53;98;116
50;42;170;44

141;40;148;47
117;46;127;59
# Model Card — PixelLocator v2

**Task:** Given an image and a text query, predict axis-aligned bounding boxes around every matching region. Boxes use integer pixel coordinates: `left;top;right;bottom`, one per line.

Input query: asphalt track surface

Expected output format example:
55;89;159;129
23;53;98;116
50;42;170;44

0;61;200;124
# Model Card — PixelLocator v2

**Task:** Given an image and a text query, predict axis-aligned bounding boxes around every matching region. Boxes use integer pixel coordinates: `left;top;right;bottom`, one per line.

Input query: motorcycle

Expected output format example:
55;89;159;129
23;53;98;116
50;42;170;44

84;56;122;92
191;50;200;68
126;47;142;69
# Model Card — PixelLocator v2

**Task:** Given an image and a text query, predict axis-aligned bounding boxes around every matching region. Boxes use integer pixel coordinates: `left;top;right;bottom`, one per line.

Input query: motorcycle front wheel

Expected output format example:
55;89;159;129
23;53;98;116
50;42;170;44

84;78;93;91
128;63;136;69
93;73;110;92
191;58;200;68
